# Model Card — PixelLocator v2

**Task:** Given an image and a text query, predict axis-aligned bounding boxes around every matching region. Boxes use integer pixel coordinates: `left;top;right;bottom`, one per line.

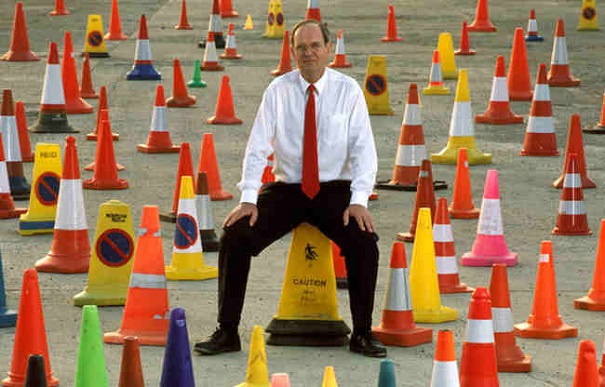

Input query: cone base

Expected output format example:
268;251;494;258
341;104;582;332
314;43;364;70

583;124;605;134
73;289;126;307
509;92;533;101
221;12;239;18
50;9;71;15
577;25;600;31
553;175;596;189
372;324;433;347
29;113;77;133
449;206;480;219
104;33;128;41
85;52;110;58
201;63;225;71
165;265;218;281
461;251;518;267
35;254;90;273
86;132;120;141
104;330;167;346
17;219;55;236
200;230;219;252
160;211;177;223
498;354;532;373
210;190;234;201
264;32;285;39
423;85;450;95
367;106;395;115
375;179;448;191
328;62;352;68
10;191;30;201
65;99;94;115
0;311;17;328
219;53;242;59
548;77;581;87
187;80;207;88
574;296;605;311
82;178;129;190
525;35;544;42
137;144;180;154
440;282;474;294
0;50;40;61
519;148;559;156
80;91;99;99
396;231;414;243
413;306;458;323
207;116;243;125
454;48;476;55
0;208;27;219
475;112;524;125
369;191;378;201
514;322;578;339
266;319;351;347
84;162;125;171
381;36;403;42
2;375;59;387
336;277;348;289
175;24;193;30
431;141;492;165
166;95;197;107
552;227;592;236
467;23;497;32
126;64;162;80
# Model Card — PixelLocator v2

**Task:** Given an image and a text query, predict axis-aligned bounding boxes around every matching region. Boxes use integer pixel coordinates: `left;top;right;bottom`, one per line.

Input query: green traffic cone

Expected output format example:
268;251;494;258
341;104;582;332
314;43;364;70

377;359;397;387
74;305;108;387
187;60;207;88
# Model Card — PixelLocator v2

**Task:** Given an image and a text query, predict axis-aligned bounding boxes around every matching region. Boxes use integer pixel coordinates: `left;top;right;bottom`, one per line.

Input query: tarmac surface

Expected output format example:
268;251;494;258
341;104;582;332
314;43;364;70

1;0;605;385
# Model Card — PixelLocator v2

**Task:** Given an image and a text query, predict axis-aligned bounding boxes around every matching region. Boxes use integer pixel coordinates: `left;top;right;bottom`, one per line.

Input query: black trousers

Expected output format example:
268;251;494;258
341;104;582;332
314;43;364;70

217;181;380;331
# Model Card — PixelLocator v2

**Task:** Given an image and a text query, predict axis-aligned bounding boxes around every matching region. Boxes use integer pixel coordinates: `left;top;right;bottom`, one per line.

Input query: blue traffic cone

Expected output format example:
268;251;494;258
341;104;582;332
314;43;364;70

0;249;17;327
25;354;47;387
377;359;397;387
126;15;161;80
160;307;195;386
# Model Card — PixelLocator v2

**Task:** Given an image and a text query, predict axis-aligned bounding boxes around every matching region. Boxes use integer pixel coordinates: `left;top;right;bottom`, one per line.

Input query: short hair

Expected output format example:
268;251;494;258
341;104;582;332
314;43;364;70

290;19;330;46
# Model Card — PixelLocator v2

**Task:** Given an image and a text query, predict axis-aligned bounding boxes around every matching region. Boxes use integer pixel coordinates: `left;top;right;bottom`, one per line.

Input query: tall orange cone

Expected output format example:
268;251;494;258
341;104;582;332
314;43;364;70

468;0;497;32
552;152;591;236
105;0;128;40
455;21;476;55
575;219;605;310
429;330;460;385
305;0;322;21
79;53;98;99
104;205;170;346
525;9;544;42
548;19;581;87
175;0;193;30
372;241;433;346
573;340;599;386
507;28;533;101
272;30;292;76
489;264;531;372
167;58;196;108
220;0;238;18
1;89;30;200
201;32;224;71
476;56;523;124
207;75;243;124
197;133;233;201
84;109;124;171
118;337;145;387
434;198;472;294
459;288;500;387
15;101;34;162
449;148;479;219
381;5;402;42
0;132;26;219
329;30;352;68
422;50;450;95
138;85;180;154
35;136;91;274
514;241;578;339
397;159;436;243
86;87;119;141
520;63;559;156
160;142;194;223
220;23;243;59
62;31;94;115
2;269;59;387
49;0;69;16
584;90;605;134
83;118;129;190
1;3;39;62
553;114;595;188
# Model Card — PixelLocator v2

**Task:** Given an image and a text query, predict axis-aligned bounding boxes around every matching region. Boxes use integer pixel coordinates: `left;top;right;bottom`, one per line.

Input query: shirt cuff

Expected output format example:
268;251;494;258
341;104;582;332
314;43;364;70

350;190;369;208
240;189;259;205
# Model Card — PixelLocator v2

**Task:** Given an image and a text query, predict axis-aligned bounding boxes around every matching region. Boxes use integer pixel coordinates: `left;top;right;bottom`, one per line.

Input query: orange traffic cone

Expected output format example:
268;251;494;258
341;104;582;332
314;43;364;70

507;28;533;101
84;109;124;171
138;85;180;154
468;0;496;32
455;21;476;55
449;148;479;219
86;87;119;141
160;142;195;223
1;89;30;200
599;336;605;386
422;50;450;95
548;19;581;87
1;2;39;62
331;241;348;289
382;5;402;42
553;114;595;189
272;30;292;76
167;59;196;108
15;101;34;162
573;340;599;386
118;337;145;387
434;198;472;294
199;0;226;49
305;0;322;21
49;0;69;16
329;30;352;68
220;23;242;59
105;0;128;40
476;55;523;124
2;269;59;387
584;90;605;134
575;219;605;310
35;136;91;274
0;132;26;219
489;264;531;372
520;63;558;156
397;159;436;243
525;9;544;41
83;118;129;190
79;53;98;99
196;171;220;252
372;241;433;346
514;241;578;339
62;31;94;114
430;330;460;384
552;152;591;236
220;0;238;18
201;31;224;71
197;133;233;201
207;75;243;124
175;0;193;30
104;205;170;346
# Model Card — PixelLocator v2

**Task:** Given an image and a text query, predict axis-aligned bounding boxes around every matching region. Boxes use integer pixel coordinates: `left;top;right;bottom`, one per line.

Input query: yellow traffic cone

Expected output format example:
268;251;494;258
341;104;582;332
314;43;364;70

437;33;457;79
244;15;254;30
73;200;135;306
263;0;285;39
166;176;218;280
321;366;338;386
578;0;599;30
235;325;271;387
82;14;110;58
362;55;394;115
409;208;458;323
431;69;492;165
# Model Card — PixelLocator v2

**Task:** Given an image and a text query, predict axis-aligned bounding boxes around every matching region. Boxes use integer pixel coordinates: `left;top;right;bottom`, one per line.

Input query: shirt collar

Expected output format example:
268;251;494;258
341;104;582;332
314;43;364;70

297;69;328;96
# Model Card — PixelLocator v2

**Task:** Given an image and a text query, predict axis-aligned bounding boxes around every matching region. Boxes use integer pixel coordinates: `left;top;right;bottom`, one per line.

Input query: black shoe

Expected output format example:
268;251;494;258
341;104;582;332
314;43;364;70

193;328;241;356
349;332;387;358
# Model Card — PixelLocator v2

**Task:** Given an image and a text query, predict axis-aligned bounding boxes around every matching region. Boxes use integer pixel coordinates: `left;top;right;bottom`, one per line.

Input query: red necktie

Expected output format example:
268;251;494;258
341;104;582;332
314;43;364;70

302;84;320;199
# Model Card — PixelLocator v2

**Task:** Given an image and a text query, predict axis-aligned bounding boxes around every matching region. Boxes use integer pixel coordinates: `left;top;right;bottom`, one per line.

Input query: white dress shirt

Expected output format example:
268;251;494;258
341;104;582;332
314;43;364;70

238;68;378;208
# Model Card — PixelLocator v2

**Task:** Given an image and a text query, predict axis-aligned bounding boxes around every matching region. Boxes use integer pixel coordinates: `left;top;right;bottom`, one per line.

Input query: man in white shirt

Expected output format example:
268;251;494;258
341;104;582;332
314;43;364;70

194;19;385;358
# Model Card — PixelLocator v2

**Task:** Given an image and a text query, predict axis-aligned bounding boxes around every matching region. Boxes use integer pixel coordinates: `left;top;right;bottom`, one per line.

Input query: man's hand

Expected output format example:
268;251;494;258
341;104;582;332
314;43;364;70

343;204;375;233
223;202;259;228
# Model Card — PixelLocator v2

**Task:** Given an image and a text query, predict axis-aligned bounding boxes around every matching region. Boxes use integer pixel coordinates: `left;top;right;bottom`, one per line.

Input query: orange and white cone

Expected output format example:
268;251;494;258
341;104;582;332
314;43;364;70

552;152;591;236
137;85;180;154
305;0;322;21
397;159;437;243
201;32;224;71
372;241;433;347
573;340;599;386
35;136;91;273
61;31;93;115
548;19;581;87
15;101;34;162
1;89;30;201
475;55;523;125
423;50;450;95
520;63;558;156
220;23;242;59
329;30;351;68
199;0;225;49
553;114;595;189
525;9;544;42
0;132;26;219
429;330;460;386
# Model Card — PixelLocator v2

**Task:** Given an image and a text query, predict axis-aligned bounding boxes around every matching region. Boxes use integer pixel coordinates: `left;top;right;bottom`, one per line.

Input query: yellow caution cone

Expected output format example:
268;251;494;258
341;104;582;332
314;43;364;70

409;208;458;323
321;366;338;386
166;176;218;280
73;200;136;306
264;0;285;39
235;325;271;387
437;33;457;80
578;0;599;30
244;15;254;30
362;55;394;115
265;223;350;346
431;69;492;165
82;14;110;58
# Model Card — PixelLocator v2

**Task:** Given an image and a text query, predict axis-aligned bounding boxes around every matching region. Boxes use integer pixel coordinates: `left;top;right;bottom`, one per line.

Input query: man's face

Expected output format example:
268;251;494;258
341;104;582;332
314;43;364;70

291;24;331;77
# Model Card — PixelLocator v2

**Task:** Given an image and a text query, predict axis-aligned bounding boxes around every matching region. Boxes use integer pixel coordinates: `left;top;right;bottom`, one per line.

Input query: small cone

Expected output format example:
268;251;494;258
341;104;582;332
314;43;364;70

167;58;197;107
272;30;292;76
553;114;595;188
197;133;233;201
199;0;226;49
207;75;243;124
0;250;17;328
188;60;208;88
397;160;436;243
201;31;225;71
573;340;599;386
160;308;195;386
455;21;476;55
423;51;450;95
461;170;518;267
377;359;397;387
331;241;347;289
24;355;47;387
548;19;581;87
489;264;532;372
578;0;599;30
584;89;605;134
82;15;110;58
449;148;480;219
118;337;144;387
86;87;120;141
105;0;128;40
244;15;254;30
329;30;351;68
468;0;497;32
175;0;193;30
196;171;220;252
15;101;34;162
161;142;194;223
1;3;40;62
220;0;238;18
2;269;59;387
575;219;605;310
83;118;128;190
220;23;243;59
79;54;98;99
514;241;578;339
0;132;27;218
321;366;337;387
74;305;108;387
507;28;533;101
138;85;180;153
50;0;69;16
520;63;559;156
429;330;460;387
372;241;434;344
381;5;402;42
476;55;523;124
305;0;322;21
1;90;30;200
437;33;457;79
235;326;271;387
552;152;591;236
126;15;162;80
271;373;290;387
525;9;544;41
62;31;94;115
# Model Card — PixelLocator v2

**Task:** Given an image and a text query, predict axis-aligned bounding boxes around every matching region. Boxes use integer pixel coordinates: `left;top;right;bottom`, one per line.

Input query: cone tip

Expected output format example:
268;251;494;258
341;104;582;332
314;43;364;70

388;4;395;12
555;18;565;37
155;85;166;106
431;49;440;63
495;55;506;77
170;306;186;321
530;9;536;19
578;339;596;354
407;83;419;104
206;31;215;42
540;240;553;255
228;23;234;33
483;169;500;199
389;241;407;268
536;63;548;84
140;205;160;231
455;69;470;102
196;171;209;195
434;197;450;224
63;135;80;179
179;175;195;199
138;14;149;39
337;29;343;38
48;42;59;64
435;330;456;361
472;286;490;300
1;89;15;116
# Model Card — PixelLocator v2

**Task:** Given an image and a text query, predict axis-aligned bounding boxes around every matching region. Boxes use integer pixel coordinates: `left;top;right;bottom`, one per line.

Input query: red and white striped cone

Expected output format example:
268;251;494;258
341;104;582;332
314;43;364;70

35;136;91;273
305;0;322;21
372;241;433;347
137;85;180;154
0;132;26;219
126;15;161;81
61;31;93;115
220;23;242;59
29;42;76;133
196;171;219;252
552;152;591;236
459;287;500;387
15;101;34;162
199;0;225;49
520;64;558;156
430;330;460;387
548;19;580;87
1;89;30;201
329;30;351;68
553;114;595;189
475;55;523;125
423;50;450;95
525;9;544;41
201;32;224;71
434;198;472;294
